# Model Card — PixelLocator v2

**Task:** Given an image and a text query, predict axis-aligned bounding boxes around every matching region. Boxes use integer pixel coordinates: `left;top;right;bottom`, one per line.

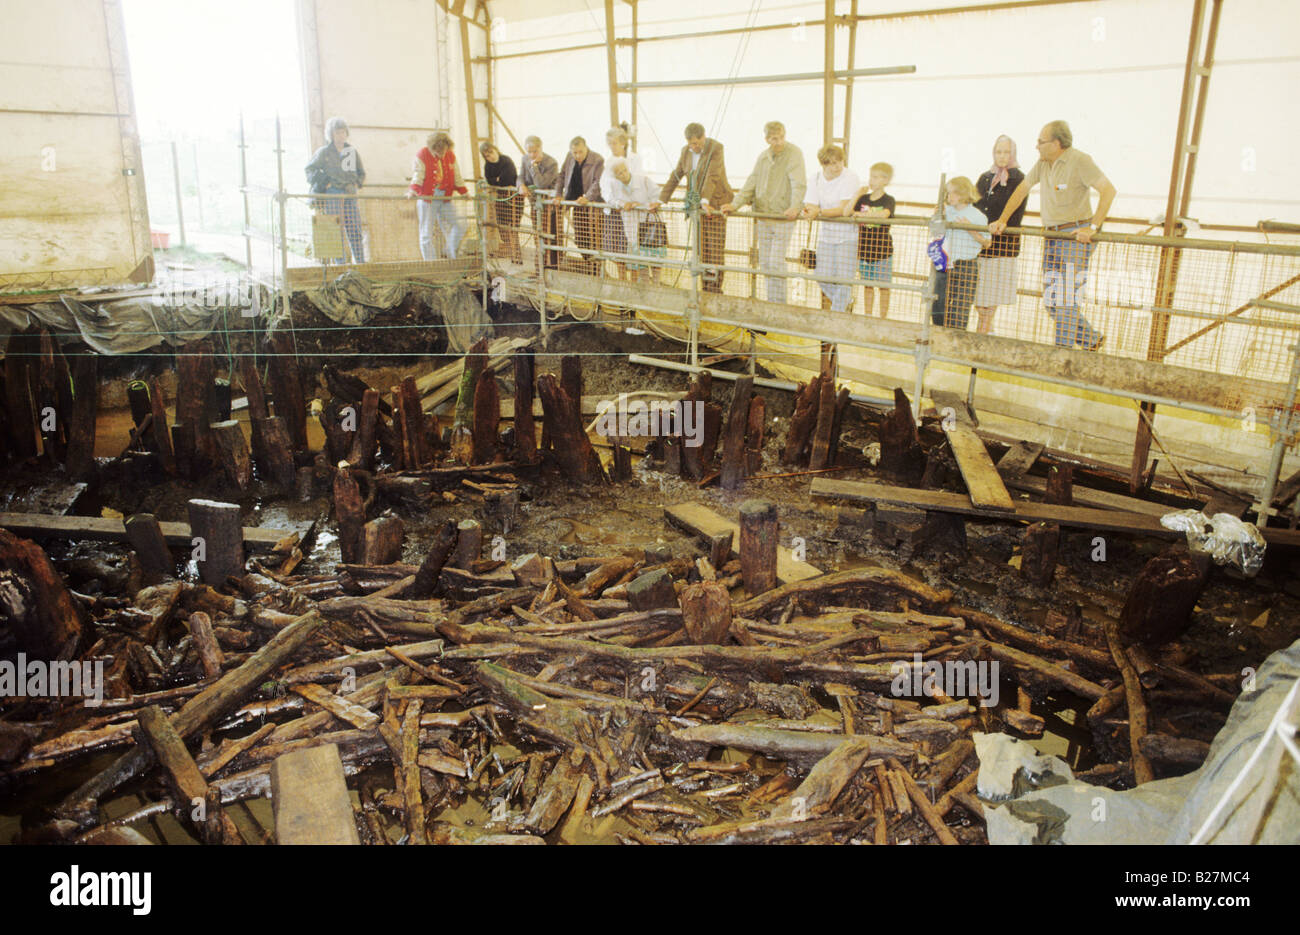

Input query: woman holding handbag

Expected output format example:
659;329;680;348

305;116;366;263
607;158;665;284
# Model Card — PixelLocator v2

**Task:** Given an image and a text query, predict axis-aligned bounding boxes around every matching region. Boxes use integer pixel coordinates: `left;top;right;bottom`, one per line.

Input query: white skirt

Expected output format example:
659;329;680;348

975;255;1019;306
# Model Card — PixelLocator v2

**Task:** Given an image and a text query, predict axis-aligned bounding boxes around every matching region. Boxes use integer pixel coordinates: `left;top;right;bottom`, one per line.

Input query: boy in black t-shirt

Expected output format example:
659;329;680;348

853;162;896;317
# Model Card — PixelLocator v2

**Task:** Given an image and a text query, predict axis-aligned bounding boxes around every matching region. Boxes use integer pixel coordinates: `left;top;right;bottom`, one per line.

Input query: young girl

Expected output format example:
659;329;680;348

803;145;860;314
932;176;989;330
973;136;1025;333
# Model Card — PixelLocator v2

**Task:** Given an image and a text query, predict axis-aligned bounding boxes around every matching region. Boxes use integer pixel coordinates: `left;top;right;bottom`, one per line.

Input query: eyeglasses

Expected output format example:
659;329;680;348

1036;138;1053;145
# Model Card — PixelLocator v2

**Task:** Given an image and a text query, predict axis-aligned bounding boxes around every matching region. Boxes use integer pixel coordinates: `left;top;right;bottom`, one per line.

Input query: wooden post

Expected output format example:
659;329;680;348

1021;464;1072;587
127;379;154;452
320;398;353;465
362;514;405;565
626;568;678;611
412;519;458;597
348;388;380;470
64;352;98;481
783;377;822;466
400;376;428;469
680;580;732;645
513;350;538;465
254;416;296;489
0;528;86;659
739;499;778;595
472;369;500;465
827;387;851;465
390;384;407;469
610;437;632;481
124;514;173;585
537;374;607;484
744;394;766;475
332;466;366;565
186;499;245;586
210;420;253;491
148;378;177;475
809;356;837;470
720;376;754;490
560;354;583;429
879;387;925;484
1117;549;1205;646
176;338;217;466
452;518;482;570
4;330;39;460
171;423;196;479
266;331;307;452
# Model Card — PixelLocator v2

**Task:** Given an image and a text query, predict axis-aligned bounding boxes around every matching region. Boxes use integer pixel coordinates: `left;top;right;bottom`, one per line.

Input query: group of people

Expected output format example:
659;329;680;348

305;115;1116;351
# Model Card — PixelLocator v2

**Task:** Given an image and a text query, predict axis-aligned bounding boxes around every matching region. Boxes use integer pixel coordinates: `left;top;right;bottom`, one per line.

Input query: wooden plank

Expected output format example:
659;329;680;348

1003;474;1172;518
929;390;976;428
943;426;1015;512
269;743;361;845
811;477;1300;547
0;512;293;552
664;502;820;583
995;440;1043;479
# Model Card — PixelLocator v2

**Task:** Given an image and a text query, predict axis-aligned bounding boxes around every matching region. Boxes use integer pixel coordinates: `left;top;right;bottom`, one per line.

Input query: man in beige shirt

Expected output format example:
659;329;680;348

723;121;806;303
990;120;1117;350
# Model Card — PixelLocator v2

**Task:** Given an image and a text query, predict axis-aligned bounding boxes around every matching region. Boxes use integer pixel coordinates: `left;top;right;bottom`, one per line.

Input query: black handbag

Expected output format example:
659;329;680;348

638;212;668;249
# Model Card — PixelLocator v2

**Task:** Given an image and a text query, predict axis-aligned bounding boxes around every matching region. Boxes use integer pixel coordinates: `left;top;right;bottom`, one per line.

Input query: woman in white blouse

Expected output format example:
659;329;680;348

601;125;643;279
606;158;664;283
802;144;860;314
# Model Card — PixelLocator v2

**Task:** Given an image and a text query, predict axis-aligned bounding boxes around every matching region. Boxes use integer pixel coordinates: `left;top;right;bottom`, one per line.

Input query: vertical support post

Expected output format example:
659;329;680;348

171;140;187;247
604;0;619;128
1177;0;1222;221
1255;342;1300;523
478;187;489;316
460;15;481;163
192;142;205;232
822;0;835;149
688;208;701;368
537;192;549;340
239;112;252;271
840;0;859;155
630;0;639;152
275;114;290;323
913;175;945;422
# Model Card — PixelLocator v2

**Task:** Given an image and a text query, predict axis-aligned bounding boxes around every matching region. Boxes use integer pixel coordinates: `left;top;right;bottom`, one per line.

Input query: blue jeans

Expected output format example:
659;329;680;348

418;193;464;260
1042;222;1100;347
317;187;364;263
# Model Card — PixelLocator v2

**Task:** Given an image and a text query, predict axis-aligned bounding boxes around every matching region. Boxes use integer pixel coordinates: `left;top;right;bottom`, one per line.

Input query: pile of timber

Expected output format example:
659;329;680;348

0;488;1244;845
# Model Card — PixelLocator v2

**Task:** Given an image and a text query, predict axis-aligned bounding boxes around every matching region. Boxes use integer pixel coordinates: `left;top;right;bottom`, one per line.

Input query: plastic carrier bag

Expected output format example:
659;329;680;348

1159;510;1267;576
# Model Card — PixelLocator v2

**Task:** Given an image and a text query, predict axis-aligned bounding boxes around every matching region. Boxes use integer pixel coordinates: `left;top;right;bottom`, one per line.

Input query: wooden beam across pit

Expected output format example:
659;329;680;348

0;513;295;552
931;390;1013;513
810;478;1300;548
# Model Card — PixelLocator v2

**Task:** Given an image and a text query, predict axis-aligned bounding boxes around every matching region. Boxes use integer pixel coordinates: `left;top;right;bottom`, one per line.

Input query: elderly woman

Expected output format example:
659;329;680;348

480;141;522;263
802;144;860;314
407;132;468;260
605;157;665;284
600;125;643;278
973;135;1026;333
305;116;366;263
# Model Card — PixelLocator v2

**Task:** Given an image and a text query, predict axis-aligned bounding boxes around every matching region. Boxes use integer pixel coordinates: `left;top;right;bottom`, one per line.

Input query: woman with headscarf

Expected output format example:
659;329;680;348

600;124;643;278
605;157;665;284
407;132;468;260
973;135;1026;333
305;116;366;263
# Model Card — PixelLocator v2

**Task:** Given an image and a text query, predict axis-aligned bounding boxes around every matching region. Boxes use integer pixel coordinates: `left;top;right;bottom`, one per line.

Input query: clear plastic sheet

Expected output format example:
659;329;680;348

1159;509;1267;576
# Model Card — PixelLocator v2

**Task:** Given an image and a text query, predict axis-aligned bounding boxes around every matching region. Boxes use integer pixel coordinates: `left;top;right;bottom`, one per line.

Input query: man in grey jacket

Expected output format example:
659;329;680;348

723;121;806;303
558;137;606;276
518;135;560;269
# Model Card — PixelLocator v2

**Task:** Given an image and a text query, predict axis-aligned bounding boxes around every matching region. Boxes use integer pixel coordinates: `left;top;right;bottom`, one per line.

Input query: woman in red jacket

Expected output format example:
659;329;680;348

406;132;468;260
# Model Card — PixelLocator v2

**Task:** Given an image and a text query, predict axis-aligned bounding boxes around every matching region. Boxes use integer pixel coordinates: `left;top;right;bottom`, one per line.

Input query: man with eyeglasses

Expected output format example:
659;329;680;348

988;120;1116;351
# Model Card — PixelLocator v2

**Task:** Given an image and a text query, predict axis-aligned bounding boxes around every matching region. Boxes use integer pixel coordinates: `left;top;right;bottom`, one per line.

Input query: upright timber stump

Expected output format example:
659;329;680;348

739;499;778;596
186;499;245;587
